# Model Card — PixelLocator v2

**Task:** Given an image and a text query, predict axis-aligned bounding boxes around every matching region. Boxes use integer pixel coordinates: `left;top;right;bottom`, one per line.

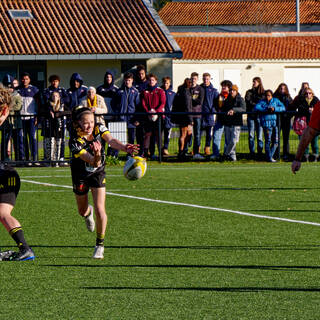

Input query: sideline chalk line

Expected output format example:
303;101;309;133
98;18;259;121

21;179;320;227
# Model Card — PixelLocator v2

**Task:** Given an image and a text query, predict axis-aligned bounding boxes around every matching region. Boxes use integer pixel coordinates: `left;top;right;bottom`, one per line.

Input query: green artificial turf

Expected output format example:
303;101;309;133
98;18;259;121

1;162;320;319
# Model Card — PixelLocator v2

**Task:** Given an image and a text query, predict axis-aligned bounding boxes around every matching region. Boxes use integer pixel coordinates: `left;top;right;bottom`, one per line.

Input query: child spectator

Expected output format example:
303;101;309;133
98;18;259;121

43;75;70;165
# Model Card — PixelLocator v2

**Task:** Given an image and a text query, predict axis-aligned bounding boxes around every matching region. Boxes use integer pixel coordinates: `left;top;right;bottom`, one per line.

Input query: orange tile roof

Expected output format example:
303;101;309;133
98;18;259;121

0;0;176;55
173;32;320;60
159;0;320;26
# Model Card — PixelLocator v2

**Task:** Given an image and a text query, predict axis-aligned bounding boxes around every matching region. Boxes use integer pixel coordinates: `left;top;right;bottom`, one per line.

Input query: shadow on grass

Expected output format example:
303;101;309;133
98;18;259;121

42;264;320;271
80;286;320;292
161;187;320;191
3;244;320;251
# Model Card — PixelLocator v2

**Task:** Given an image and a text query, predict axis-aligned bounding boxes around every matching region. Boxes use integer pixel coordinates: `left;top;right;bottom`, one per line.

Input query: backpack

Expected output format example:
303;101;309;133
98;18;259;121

293;116;307;136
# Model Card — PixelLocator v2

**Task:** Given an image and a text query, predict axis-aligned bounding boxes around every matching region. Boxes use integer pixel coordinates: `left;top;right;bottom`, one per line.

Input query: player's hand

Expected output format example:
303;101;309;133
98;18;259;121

91;140;101;155
125;144;139;155
291;160;301;174
1;106;9;118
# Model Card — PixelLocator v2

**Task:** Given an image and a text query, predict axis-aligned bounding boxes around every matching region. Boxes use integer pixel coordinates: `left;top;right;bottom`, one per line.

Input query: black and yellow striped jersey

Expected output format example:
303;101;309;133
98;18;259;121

69;123;110;176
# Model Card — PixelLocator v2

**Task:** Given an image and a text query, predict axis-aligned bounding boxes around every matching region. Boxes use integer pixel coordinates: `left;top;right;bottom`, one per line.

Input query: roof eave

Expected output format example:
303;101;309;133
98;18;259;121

142;0;182;57
174;58;320;63
0;53;183;61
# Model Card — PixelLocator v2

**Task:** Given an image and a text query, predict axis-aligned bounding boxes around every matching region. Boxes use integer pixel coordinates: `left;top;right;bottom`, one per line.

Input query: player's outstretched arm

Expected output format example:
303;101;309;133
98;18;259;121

0;106;9;126
103;132;139;154
291;126;318;174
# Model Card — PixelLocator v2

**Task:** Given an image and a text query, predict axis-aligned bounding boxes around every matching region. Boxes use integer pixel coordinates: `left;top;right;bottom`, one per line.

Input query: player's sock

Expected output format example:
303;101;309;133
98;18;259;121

9;227;30;251
96;233;105;246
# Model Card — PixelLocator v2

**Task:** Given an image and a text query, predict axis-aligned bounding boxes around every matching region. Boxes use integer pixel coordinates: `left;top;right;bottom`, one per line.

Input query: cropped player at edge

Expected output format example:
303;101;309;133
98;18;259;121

292;100;320;173
69;107;139;259
0;87;35;261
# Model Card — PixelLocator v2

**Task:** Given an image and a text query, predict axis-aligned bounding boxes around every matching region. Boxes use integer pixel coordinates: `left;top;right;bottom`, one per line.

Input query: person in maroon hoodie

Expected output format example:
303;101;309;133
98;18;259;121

140;74;166;158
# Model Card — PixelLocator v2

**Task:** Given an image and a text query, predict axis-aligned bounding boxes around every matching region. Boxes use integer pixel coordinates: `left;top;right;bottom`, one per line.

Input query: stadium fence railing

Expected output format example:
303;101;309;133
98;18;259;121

0;111;307;165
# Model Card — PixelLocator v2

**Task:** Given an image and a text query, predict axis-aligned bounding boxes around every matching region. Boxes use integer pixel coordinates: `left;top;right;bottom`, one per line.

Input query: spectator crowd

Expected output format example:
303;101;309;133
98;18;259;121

1;66;318;165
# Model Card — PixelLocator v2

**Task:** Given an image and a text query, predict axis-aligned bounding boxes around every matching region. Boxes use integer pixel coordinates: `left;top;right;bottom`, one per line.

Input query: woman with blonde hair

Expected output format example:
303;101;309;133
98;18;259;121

69;107;138;259
292;87;319;161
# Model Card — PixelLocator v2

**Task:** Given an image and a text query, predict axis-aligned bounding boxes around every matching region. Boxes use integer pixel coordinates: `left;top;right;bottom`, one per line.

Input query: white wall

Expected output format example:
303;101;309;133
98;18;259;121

173;60;320;97
284;67;320;98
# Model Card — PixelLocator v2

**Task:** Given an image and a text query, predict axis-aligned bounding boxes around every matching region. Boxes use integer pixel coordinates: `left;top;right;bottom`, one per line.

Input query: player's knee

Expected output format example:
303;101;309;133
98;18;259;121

94;207;106;219
78;207;89;216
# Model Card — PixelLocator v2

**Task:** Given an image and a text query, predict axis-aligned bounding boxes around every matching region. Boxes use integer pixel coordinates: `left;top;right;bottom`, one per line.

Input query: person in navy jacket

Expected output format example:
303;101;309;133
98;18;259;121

254;90;285;162
67;73;88;111
190;72;205;159
43;75;70;165
201;73;219;156
115;72;140;153
96;70;118;121
18;72;41;164
160;76;175;156
133;65;148;156
134;65;148;93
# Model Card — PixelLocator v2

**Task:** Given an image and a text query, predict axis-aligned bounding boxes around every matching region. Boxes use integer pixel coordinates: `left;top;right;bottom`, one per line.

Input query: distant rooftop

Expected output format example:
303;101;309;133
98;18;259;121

173;32;320;60
159;0;320;26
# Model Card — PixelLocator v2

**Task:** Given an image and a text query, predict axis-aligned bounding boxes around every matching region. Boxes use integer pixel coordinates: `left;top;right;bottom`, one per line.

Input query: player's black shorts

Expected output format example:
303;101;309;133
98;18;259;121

0;166;20;206
71;168;106;196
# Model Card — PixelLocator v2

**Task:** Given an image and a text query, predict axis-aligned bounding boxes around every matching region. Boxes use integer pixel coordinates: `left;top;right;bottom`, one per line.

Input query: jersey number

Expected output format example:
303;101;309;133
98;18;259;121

8;177;16;187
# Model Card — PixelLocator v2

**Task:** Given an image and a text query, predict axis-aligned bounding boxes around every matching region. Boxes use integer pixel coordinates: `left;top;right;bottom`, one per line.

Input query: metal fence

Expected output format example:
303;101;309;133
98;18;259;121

0;111;310;166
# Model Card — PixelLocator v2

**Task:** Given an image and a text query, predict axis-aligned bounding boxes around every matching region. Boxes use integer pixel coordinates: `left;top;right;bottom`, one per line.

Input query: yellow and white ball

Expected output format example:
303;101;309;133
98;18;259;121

123;156;147;180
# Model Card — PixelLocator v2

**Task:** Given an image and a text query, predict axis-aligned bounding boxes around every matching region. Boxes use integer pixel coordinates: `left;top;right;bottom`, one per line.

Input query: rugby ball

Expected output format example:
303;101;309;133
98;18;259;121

123;156;147;180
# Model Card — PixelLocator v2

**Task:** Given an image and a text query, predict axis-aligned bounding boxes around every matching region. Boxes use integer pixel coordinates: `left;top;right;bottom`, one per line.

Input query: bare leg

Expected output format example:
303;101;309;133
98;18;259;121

91;187;107;236
179;127;187;152
75;193;90;217
0;203;20;232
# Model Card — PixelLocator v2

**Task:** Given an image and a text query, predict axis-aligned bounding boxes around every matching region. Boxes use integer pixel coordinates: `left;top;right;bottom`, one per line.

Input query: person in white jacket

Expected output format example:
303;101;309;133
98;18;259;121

80;87;107;125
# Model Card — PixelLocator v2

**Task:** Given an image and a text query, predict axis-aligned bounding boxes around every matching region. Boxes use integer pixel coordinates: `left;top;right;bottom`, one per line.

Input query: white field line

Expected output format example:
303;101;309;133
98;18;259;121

20;190;66;193
21;179;320;227
22;175;121;178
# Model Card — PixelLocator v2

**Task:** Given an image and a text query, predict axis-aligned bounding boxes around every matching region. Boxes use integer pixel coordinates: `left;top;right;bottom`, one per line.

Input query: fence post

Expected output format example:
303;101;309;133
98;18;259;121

158;116;162;163
277;113;281;161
